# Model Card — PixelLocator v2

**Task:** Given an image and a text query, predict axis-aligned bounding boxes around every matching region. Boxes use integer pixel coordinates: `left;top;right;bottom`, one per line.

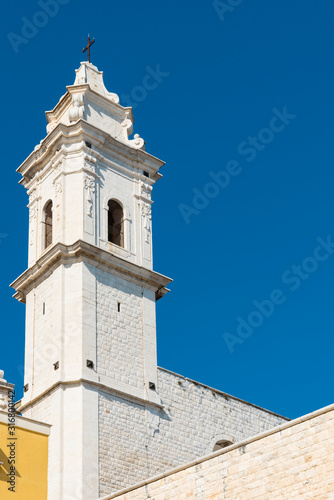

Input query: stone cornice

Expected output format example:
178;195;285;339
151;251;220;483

45;89;73;125
18;378;164;415
17;120;164;187
10;240;172;303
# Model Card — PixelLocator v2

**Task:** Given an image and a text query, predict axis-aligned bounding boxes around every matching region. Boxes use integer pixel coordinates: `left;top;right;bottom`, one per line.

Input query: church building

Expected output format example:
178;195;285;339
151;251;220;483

1;55;333;499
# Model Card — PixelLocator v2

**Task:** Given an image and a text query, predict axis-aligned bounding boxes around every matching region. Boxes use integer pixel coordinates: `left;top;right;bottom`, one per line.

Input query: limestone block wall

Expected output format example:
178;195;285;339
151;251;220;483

157;368;287;457
98;368;288;496
102;403;334;500
96;268;144;389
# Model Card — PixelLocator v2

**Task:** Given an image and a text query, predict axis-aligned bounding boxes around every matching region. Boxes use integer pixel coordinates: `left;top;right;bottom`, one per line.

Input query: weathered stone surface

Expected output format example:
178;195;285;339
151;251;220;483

98;368;287;495
101;404;334;500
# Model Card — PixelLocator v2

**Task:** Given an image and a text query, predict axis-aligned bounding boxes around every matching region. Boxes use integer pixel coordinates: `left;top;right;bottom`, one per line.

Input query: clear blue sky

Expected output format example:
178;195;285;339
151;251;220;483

2;0;334;419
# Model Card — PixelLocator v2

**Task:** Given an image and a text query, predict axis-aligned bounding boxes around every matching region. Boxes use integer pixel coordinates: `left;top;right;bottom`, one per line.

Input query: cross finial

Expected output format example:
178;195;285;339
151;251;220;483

83;35;95;63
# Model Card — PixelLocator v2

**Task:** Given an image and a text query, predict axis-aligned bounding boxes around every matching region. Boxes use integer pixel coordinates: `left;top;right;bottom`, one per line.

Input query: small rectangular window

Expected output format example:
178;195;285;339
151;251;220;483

117;302;121;312
143;171;150;178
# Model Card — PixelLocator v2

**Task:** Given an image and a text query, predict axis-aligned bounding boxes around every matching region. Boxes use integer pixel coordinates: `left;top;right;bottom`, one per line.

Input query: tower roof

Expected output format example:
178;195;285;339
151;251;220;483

73;61;120;104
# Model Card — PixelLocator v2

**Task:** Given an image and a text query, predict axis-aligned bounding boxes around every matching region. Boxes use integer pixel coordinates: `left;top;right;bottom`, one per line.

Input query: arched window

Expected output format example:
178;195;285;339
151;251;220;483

44;201;53;250
213;440;233;452
108;200;124;247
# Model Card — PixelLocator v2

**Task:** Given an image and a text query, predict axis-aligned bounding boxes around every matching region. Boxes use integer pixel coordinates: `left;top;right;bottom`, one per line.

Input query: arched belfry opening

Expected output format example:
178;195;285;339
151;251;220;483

213;440;233;452
108;200;124;247
44;200;53;250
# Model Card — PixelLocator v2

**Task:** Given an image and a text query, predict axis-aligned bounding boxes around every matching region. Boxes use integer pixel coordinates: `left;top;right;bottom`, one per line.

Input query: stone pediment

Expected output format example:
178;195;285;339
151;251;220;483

45;62;145;151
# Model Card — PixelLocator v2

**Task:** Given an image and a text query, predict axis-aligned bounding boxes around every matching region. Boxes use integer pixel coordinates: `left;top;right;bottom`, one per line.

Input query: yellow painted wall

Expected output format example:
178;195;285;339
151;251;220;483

0;419;48;499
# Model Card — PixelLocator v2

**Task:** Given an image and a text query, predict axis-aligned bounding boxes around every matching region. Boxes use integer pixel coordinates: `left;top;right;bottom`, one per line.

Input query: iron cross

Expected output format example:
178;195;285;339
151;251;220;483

83;35;95;63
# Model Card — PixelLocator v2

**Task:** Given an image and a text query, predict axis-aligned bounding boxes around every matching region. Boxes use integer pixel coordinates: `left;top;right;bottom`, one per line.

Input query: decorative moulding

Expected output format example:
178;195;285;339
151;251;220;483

10;240;172;303
128;133;145;150
121;112;134;137
69;93;84;122
18;121;164;186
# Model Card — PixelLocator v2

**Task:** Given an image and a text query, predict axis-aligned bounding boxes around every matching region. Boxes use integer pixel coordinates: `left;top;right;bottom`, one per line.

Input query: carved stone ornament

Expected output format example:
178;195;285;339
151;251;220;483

84;153;97;175
140;183;152;200
84;175;95;217
84;176;95;192
121;112;134;137
141;203;151;243
69;93;84;122
128;133;145;150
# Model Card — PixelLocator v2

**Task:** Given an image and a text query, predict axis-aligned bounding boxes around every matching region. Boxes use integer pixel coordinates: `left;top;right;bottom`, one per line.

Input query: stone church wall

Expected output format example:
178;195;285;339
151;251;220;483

102;403;334;500
98;368;288;495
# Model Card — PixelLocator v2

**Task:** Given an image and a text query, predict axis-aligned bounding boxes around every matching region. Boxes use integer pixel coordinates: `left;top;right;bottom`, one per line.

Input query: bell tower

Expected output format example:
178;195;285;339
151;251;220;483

11;61;171;499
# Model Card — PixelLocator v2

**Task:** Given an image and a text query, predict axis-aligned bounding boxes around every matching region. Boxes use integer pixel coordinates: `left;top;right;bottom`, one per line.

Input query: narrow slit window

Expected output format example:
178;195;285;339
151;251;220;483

108;200;124;247
117;302;121;312
44;201;53;250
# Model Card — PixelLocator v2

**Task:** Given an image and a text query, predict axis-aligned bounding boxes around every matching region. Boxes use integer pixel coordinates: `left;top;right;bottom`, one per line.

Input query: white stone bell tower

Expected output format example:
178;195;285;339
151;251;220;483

11;61;171;499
